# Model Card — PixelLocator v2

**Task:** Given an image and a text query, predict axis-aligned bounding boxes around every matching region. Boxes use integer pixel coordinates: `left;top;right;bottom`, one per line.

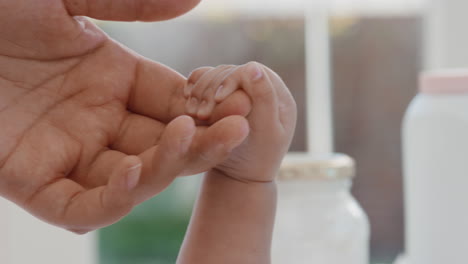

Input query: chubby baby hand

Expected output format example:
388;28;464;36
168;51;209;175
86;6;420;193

185;62;297;182
184;65;252;125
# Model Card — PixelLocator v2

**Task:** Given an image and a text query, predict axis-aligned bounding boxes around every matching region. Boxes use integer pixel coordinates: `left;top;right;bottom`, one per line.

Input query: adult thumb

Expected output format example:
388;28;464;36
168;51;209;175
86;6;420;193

64;0;201;22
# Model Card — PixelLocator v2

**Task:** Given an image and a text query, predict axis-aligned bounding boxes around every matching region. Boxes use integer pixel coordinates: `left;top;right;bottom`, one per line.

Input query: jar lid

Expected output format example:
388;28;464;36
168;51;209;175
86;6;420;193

278;153;355;181
420;69;468;94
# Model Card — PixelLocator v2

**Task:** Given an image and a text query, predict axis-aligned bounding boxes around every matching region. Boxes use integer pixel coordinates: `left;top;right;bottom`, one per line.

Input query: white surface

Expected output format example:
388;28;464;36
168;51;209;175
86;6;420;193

0;197;96;264
403;93;468;264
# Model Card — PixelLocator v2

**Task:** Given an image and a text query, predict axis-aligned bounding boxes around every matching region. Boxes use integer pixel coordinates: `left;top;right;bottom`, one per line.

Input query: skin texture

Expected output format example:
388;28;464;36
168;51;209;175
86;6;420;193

0;0;252;233
0;1;299;263
178;63;297;264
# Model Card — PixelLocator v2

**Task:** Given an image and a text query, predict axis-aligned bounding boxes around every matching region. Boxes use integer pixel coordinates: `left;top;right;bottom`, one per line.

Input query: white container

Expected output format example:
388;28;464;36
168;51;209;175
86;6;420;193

403;69;468;264
272;154;369;264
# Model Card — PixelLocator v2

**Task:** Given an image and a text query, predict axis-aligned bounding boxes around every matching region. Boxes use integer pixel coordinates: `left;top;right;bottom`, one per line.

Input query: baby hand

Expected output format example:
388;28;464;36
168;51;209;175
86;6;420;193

184;65;252;125
186;62;297;182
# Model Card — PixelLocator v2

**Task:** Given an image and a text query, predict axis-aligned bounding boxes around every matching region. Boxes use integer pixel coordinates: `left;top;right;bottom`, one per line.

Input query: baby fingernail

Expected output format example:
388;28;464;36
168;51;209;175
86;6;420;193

187;97;199;115
251;63;264;81
126;164;142;191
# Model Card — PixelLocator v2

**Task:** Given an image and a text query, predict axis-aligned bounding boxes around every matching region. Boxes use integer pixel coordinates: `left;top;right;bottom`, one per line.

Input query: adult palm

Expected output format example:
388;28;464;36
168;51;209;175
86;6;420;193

0;0;249;233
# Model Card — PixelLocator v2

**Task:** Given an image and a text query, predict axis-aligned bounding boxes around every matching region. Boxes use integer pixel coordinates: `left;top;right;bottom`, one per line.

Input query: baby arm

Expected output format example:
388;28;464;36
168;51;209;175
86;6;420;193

177;62;297;264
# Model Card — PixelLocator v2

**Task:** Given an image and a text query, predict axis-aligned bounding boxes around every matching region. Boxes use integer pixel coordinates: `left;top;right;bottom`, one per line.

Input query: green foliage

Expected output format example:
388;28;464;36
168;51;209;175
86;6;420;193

99;181;195;264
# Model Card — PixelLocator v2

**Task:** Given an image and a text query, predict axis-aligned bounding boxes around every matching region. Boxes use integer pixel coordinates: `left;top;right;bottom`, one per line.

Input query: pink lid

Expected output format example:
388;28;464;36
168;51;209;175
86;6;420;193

420;69;468;94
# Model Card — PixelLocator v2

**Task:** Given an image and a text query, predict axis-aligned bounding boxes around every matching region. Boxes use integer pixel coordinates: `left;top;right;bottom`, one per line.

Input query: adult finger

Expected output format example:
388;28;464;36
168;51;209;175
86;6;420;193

109;103;251;158
85;115;249;192
24;155;143;233
77;150;128;188
180;115;250;176
63;0;202;22
126;59;248;126
132;115;197;203
127;57;187;123
132;115;249;204
110;113;166;155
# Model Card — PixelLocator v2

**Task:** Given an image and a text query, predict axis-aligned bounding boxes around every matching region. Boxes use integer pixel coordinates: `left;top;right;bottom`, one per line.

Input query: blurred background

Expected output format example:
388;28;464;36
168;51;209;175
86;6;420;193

4;0;468;263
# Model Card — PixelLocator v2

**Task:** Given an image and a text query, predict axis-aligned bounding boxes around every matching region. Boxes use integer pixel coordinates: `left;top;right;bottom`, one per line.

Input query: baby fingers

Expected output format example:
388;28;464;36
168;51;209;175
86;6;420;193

186;65;238;120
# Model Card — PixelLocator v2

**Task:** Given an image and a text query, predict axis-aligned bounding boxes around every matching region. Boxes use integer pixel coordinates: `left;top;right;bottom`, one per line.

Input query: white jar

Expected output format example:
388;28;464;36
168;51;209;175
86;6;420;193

403;69;468;264
272;154;370;264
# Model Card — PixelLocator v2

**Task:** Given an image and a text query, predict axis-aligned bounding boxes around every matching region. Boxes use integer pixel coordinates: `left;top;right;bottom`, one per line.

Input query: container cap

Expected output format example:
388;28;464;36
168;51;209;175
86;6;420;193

420;69;468;94
279;153;355;181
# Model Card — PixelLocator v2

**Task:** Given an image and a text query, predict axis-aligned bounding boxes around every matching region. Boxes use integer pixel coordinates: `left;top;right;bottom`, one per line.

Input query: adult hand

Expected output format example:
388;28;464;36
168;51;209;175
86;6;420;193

0;0;249;233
